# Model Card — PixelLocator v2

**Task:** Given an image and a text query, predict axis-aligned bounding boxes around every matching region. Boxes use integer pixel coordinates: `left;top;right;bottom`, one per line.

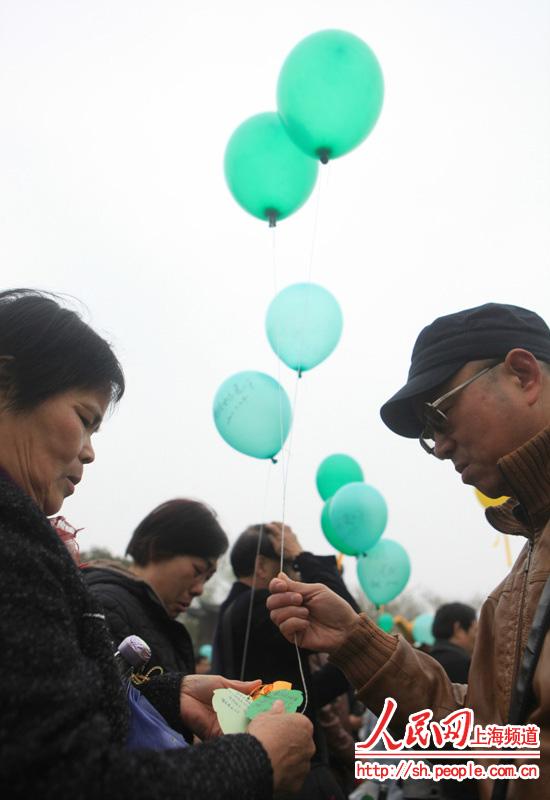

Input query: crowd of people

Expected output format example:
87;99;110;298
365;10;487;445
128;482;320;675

1;289;549;800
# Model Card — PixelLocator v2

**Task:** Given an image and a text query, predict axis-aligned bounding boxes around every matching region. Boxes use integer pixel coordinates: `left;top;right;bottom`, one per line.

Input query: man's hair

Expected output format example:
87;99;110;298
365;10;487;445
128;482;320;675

0;288;124;410
230;524;280;578
126;499;229;565
432;602;477;640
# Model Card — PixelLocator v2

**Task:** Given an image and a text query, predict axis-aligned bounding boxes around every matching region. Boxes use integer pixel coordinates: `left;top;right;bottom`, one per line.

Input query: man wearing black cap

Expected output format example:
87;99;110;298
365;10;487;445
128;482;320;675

267;303;550;800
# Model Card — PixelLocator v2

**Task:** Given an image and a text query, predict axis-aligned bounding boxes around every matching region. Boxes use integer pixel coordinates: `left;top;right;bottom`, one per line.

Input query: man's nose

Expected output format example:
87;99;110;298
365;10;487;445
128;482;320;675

433;430;455;460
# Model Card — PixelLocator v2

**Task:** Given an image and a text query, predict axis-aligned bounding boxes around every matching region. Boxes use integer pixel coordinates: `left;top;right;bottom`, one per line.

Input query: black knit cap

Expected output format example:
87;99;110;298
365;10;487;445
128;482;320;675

380;303;550;438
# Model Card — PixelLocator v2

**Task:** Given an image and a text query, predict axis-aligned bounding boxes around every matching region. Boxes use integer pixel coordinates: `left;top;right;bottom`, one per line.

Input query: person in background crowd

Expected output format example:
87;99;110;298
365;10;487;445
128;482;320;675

0;288;314;800
268;303;550;800
431;602;477;684
213;521;359;800
85;498;227;676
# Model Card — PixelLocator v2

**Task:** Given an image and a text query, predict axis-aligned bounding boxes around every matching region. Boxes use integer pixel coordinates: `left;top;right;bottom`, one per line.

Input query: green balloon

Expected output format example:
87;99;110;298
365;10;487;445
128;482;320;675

316;453;364;500
266;283;343;373
320;498;337;543
212;370;292;460
357;539;411;606
377;612;394;633
277;29;384;162
328;482;387;556
224;112;318;224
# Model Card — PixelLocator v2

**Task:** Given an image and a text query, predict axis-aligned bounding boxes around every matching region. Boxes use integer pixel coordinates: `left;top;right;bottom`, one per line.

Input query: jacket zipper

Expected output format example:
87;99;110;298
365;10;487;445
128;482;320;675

510;537;534;708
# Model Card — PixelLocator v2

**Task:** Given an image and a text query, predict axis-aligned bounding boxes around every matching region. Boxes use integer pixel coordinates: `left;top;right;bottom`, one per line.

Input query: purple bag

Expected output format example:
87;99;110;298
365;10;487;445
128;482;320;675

125;683;189;751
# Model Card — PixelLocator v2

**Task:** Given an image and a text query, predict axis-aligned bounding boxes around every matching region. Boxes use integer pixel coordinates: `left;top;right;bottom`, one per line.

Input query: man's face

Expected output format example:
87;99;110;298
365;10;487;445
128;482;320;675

425;357;543;498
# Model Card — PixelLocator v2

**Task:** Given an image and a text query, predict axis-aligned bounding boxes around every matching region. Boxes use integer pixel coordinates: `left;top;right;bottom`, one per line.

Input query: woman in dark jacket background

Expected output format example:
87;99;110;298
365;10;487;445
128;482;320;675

0;288;314;800
84;498;228;675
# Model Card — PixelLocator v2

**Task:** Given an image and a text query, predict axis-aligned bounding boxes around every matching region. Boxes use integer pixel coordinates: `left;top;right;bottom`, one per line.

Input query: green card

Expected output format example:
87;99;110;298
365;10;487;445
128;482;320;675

245;689;304;720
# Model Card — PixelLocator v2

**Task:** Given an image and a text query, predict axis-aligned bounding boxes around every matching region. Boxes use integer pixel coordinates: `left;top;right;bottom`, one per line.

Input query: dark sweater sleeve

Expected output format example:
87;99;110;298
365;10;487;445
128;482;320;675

87;583;135;649
0;522;273;800
294;552;360;612
293;554;357;704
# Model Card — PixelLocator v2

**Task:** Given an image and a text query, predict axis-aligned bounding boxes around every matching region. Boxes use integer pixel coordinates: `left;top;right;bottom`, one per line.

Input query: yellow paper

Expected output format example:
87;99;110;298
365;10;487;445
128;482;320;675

250;680;292;700
212;688;252;734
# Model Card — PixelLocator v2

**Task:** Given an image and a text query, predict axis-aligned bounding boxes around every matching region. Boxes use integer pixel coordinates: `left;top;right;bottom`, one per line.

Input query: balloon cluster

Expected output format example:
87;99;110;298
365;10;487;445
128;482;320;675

225;29;384;225
214;33;381;465
316;454;411;606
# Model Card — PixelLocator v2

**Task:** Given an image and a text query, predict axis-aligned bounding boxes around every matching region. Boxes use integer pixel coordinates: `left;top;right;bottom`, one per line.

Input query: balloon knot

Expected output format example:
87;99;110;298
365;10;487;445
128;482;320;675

271;456;278;464
298;368;303;378
266;209;278;228
317;147;331;165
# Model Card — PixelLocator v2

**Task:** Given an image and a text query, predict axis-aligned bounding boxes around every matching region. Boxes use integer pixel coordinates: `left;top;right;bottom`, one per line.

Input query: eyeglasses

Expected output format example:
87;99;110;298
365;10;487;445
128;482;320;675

419;362;500;455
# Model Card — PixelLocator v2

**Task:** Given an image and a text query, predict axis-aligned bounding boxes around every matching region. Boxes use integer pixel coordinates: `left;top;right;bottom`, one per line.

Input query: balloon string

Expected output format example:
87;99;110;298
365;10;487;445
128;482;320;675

240;461;273;681
306;160;328;284
294;635;309;716
279;371;301;573
272;225;278;296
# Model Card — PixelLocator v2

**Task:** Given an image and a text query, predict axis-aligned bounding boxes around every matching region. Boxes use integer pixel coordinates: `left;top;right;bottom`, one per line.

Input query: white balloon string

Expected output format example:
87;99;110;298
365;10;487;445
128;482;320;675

294;635;309;716
239;460;273;681
272;225;278;296
306;161;328;284
279;370;301;573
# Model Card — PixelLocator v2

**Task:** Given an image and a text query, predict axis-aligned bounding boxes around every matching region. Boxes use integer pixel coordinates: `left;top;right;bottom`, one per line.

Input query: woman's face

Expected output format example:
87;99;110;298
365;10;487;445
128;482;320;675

139;555;218;618
0;387;110;515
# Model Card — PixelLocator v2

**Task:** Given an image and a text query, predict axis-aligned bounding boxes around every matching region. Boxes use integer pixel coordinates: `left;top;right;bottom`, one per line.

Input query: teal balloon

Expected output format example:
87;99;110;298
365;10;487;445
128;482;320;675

213;370;292;460
320;498;337;543
266;283;343;373
412;613;435;646
356;539;411;606
224;112;318;224
377;613;394;633
328;482;387;556
199;644;212;660
316;454;364;501
277;29;384;162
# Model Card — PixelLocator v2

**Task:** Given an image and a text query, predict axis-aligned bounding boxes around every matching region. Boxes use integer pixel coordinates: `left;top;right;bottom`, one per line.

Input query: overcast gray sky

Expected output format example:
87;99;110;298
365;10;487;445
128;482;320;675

1;0;549;608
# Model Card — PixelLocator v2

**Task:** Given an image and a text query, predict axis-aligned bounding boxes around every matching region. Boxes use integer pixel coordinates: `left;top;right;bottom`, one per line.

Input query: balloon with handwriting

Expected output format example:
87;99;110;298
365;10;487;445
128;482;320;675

224;112;318;225
277;29;384;163
357;539;411;606
328;482;387;555
213;371;292;460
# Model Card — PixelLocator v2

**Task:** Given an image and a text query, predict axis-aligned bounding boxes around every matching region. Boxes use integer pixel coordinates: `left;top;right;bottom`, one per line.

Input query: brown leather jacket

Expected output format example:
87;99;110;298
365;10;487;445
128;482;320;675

331;426;550;800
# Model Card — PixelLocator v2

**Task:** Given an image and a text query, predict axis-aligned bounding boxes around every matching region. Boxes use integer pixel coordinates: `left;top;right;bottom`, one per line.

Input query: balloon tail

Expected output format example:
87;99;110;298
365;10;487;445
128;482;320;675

317;147;331;165
266;209;278;228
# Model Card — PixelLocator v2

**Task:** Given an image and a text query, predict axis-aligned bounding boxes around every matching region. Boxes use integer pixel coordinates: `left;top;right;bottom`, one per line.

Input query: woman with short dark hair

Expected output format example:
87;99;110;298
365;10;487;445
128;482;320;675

85;499;229;674
0;289;314;799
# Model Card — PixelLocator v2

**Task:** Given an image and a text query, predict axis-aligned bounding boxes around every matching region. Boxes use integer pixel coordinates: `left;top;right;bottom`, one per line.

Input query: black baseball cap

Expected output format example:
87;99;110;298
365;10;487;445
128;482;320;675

380;303;550;438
